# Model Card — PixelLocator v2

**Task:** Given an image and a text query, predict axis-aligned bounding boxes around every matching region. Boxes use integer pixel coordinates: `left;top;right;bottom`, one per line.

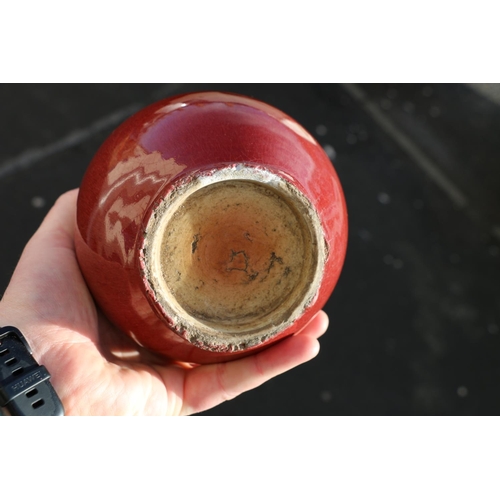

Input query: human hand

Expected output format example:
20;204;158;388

0;190;328;415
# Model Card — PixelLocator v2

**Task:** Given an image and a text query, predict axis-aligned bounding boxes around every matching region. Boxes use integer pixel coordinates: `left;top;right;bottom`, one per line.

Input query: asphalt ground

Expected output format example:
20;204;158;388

1;83;499;415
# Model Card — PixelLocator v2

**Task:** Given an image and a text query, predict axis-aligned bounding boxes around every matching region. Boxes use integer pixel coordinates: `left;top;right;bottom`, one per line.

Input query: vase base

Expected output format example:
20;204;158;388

141;165;327;352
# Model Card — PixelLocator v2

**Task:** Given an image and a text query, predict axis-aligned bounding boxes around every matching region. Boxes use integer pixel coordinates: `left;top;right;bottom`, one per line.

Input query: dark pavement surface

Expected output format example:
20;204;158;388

1;83;499;415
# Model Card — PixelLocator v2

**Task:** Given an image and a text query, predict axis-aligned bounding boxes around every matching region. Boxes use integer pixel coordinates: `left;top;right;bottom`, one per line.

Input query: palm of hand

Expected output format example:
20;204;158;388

0;190;327;416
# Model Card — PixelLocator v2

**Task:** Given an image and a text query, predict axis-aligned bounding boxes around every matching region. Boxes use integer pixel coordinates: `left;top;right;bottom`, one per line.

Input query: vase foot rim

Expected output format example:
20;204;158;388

140;164;328;352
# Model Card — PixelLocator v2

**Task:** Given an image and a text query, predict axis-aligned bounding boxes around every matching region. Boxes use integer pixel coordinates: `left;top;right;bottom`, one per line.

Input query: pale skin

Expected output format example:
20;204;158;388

0;189;329;415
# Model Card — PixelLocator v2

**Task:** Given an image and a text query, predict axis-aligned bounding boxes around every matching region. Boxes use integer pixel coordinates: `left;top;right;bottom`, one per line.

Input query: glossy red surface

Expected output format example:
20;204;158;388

75;92;348;363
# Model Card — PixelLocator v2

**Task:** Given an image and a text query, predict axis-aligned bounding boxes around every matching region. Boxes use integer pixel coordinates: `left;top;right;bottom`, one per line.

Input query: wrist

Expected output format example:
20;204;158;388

0;325;64;416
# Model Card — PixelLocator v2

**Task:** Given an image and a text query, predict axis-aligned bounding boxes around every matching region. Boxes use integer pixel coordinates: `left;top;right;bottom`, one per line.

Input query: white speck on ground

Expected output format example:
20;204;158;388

358;229;372;241
316;124;328;136
403;101;415;113
488;323;499;334
378;192;391;204
422;85;434;97
323;144;336;160
320;390;332;403
384;254;394;265
346;134;357;145
457;386;468;397
429;106;441;118
31;196;46;208
384;254;403;269
393;259;404;270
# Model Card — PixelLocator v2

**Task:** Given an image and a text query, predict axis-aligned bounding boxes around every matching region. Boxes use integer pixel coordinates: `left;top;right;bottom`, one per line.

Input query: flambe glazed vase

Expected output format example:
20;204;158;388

75;92;348;364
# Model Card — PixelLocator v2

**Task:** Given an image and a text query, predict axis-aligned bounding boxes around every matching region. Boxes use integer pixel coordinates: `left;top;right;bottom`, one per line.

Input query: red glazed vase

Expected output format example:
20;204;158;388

75;92;348;364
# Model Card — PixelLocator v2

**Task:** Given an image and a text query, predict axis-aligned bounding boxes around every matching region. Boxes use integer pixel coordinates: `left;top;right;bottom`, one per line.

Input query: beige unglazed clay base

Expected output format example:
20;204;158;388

141;165;328;352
